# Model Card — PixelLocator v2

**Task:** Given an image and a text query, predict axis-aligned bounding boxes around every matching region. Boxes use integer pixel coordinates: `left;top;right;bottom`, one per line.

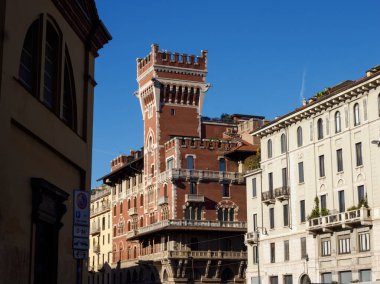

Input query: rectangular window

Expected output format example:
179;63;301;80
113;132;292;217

253;245;258;264
253;213;257;232
356;142;363;166
282;168;287;187
284;275;292;284
252;178;257;198
301;237;307;259
298;162;304;183
321;273;332;284
187;156;194;169
338;236;351;254
339;271;352;284
300;200;306;223
108;233;110;244
358;185;365;203
337;149;343;172
113;205;116;216
339;190;345;213
360;269;372;282
190;182;197;194
270;276;278;284
270;243;275;263
283;204;289;226
359;232;370;252
319;155;325;177
320;194;326;210
269;208;275;229
219;158;226;172
166;158;173;170
268;172;273;192
284;240;289;261
222;184;230;197
102;217;105;230
321;238;331;256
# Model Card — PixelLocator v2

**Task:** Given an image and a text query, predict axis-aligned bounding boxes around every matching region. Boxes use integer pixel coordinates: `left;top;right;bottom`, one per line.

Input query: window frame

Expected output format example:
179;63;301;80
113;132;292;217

337;148;343;172
267;139;273;159
297;126;303;147
298;162;304;183
317;118;324;140
354;103;360;126
355;142;363;166
335;111;342;133
280;133;287;154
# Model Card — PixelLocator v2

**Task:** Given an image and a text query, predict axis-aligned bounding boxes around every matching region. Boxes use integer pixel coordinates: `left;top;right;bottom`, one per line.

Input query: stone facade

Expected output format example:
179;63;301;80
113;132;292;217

245;66;380;284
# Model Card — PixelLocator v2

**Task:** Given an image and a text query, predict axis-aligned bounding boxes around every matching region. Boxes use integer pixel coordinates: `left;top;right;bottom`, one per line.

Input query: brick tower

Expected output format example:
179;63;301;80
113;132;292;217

97;44;264;284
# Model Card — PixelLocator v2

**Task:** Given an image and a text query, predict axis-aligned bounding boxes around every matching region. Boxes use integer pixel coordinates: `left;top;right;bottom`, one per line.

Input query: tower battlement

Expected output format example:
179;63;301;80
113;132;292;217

137;44;208;77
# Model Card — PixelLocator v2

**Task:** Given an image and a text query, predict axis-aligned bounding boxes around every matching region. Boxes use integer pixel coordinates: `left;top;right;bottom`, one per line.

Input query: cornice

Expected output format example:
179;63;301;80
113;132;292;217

253;74;380;138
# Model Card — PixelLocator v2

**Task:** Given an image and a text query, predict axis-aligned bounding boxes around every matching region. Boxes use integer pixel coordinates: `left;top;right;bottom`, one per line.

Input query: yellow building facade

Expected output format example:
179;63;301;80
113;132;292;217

0;0;110;283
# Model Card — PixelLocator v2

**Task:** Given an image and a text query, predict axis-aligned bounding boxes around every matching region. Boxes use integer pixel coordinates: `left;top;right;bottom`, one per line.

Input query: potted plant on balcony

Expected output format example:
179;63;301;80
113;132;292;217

307;197;321;225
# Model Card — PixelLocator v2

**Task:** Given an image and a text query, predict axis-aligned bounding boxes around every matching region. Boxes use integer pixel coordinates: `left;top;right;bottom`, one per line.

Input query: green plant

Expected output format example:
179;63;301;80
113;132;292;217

307;197;321;220
347;205;358;211
243;148;261;171
320;208;330;216
358;195;369;208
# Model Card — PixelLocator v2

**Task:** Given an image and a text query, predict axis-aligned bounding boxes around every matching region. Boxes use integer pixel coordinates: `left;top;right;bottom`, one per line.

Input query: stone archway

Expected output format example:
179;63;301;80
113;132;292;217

300;274;310;284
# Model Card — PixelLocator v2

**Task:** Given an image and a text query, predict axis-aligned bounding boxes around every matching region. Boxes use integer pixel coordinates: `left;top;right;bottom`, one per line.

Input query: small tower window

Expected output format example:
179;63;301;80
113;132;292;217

187;156;194;169
354;103;360;126
280;133;287;153
267;139;273;158
171;108;175;116
335;111;342;133
317;118;324;140
219;158;226;172
297;127;303;147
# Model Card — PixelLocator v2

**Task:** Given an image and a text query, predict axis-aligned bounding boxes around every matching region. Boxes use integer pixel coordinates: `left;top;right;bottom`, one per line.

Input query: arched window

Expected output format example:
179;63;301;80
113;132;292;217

164;184;168;197
335;111;341;133
317;118;324;140
280;133;287;153
297;127;303;147
19;20;39;94
267;139;272;158
140;194;143;206
354;103;360;126
43;22;60;109
229;208;234;221
62;52;76;129
140;217;144;227
18;18;77;130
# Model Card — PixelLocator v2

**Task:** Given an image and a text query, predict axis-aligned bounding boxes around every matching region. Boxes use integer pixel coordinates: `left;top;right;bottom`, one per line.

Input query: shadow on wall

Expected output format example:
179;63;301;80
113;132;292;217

88;261;160;284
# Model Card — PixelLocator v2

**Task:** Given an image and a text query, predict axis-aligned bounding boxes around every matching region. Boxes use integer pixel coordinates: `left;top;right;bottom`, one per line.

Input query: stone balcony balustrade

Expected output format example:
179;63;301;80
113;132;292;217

138;250;247;261
90;202;111;217
90;224;101;235
128;207;138;216
158;196;169;206
128;219;247;240
261;190;275;205
157;168;244;184
307;206;372;234
274;186;290;201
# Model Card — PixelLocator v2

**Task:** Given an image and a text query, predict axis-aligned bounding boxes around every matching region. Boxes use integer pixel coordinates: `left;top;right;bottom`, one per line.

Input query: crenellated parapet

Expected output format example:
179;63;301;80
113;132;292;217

137;43;208;80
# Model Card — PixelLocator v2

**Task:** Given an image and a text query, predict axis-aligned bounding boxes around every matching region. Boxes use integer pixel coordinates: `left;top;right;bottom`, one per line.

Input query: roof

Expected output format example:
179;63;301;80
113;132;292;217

251;66;380;136
97;156;143;184
224;141;258;160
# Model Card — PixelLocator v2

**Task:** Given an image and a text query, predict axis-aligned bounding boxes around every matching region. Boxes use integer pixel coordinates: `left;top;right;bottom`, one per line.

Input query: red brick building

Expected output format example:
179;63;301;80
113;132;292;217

98;44;264;284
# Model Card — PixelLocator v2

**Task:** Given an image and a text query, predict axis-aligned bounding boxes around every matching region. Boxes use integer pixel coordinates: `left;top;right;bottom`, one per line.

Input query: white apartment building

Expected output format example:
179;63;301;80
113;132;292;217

89;186;113;283
245;65;380;284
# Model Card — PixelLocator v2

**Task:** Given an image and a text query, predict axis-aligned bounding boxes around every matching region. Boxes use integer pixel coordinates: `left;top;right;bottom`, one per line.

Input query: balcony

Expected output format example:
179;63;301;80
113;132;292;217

274;186;290;201
117;191;126;201
90;202;111;217
91;187;111;201
185;194;205;203
245;232;258;245
93;244;100;254
261;191;275;205
157;169;244;184
128;207;138;216
158;196;169;206
307;207;372;234
128;219;246;239
139;250;247;261
90;224;101;235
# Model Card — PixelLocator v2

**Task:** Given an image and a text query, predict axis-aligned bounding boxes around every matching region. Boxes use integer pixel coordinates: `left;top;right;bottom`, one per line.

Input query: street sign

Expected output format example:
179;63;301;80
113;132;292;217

73;190;90;226
73;225;89;238
74;250;88;260
73;237;89;250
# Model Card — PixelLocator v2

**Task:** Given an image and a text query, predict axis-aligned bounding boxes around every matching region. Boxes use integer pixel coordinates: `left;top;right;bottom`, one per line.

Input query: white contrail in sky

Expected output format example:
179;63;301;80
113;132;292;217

299;68;307;103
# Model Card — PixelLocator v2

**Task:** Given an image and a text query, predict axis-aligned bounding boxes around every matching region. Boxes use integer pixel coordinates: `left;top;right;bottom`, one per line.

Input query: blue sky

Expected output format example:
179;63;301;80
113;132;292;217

92;0;380;186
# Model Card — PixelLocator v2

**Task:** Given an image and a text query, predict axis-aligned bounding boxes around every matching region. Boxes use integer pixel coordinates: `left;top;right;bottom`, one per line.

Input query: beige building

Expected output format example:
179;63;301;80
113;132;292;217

89;186;113;282
245;65;380;284
0;0;110;283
